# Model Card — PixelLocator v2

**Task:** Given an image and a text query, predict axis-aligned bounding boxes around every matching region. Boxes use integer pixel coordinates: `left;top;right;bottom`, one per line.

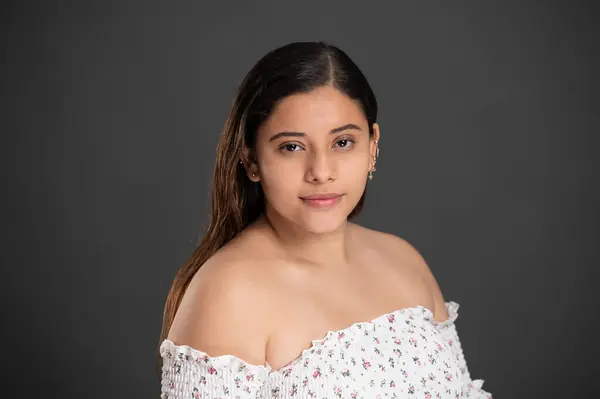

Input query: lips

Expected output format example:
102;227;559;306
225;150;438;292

300;193;343;200
300;193;344;209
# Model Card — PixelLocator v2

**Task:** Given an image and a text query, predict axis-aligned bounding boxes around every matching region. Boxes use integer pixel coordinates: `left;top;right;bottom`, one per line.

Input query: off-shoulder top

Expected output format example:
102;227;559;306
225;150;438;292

159;301;492;398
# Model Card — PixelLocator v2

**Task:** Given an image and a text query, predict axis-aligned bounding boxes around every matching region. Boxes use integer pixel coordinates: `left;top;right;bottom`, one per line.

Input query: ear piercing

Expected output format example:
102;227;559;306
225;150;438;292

369;141;379;180
240;160;257;179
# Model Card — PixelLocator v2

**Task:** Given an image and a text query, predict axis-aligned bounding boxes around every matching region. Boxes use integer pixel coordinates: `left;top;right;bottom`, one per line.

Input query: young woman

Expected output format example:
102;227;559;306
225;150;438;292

158;41;492;398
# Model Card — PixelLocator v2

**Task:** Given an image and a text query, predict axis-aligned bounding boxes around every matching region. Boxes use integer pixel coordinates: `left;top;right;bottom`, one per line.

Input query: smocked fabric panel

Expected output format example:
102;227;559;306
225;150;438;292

160;301;492;398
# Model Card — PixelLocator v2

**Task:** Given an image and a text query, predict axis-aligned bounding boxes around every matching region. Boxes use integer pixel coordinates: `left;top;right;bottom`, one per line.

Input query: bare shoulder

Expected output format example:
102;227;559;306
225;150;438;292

350;223;449;322
167;232;274;366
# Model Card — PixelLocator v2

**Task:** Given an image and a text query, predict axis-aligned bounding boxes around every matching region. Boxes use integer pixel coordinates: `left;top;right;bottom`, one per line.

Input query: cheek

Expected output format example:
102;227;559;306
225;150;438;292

259;157;302;197
339;151;370;180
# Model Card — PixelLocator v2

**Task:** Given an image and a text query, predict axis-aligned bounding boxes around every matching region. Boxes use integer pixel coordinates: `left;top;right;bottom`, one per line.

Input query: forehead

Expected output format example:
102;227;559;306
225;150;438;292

260;86;366;134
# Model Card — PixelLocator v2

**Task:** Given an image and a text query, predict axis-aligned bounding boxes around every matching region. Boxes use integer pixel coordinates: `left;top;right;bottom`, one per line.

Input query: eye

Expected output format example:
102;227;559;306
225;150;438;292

280;142;304;152
334;137;355;149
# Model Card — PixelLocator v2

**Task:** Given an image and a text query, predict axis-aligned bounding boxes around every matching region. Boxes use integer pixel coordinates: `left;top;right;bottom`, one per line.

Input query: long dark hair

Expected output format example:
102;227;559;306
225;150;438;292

158;41;378;359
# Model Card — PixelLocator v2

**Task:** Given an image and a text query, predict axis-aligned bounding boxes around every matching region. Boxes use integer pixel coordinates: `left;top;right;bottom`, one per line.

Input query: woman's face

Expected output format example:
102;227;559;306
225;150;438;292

249;85;380;234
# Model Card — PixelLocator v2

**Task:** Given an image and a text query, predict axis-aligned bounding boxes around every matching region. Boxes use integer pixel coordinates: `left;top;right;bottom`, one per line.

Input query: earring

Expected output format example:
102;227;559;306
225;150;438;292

240;160;257;179
369;142;379;180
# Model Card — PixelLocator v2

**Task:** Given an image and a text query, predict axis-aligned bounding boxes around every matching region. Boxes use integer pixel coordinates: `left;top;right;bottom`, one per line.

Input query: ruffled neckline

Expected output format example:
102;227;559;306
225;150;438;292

160;301;460;376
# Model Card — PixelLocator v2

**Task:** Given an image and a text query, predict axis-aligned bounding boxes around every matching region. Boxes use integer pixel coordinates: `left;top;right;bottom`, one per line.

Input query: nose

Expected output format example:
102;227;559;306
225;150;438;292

305;150;335;183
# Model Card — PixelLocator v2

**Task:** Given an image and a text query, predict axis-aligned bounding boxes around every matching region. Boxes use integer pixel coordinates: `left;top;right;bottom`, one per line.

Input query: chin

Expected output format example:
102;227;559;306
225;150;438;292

296;219;345;235
293;208;352;235
266;194;359;234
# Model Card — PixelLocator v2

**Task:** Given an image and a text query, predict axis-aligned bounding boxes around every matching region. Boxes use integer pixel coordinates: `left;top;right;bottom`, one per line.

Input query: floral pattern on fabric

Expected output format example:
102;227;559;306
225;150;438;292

160;301;492;398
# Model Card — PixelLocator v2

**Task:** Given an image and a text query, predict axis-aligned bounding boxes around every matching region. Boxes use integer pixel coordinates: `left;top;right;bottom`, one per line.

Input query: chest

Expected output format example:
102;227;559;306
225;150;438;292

265;260;434;371
265;309;465;398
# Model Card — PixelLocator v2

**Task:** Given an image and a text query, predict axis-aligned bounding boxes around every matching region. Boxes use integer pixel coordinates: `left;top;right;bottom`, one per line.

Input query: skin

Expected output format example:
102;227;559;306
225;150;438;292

168;85;449;370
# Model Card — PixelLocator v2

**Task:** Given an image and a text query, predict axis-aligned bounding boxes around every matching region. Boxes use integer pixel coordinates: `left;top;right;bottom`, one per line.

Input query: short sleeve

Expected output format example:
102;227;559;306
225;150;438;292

435;302;492;398
160;340;269;399
436;301;472;380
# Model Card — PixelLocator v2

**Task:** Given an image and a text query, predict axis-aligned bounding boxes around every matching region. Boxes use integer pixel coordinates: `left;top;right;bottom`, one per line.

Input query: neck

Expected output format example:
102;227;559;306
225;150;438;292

258;208;351;268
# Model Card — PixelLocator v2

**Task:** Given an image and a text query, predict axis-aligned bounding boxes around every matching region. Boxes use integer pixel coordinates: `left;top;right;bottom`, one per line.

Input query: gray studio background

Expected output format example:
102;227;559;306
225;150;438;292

2;1;598;397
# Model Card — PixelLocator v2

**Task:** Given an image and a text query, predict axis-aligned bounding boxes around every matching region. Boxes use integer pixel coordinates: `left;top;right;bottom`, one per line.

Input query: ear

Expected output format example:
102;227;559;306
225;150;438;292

240;147;261;182
369;123;381;171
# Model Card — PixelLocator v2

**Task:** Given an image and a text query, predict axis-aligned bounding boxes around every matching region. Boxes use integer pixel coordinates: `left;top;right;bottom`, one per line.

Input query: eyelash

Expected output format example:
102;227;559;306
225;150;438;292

279;137;356;152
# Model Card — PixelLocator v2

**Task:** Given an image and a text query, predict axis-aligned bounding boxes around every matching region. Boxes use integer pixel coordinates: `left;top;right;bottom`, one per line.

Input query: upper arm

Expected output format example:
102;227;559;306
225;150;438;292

386;233;449;322
167;257;271;366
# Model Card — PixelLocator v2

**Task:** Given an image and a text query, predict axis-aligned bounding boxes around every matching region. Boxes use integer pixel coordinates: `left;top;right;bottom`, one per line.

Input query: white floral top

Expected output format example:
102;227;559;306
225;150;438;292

160;301;492;398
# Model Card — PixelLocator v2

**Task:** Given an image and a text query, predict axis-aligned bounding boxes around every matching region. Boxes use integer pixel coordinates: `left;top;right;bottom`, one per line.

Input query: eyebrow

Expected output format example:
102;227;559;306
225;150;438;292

268;123;362;142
